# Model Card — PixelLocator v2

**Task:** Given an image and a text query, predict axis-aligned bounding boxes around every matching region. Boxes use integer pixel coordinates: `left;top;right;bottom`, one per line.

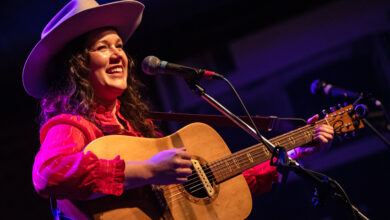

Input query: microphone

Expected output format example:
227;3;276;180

141;56;223;80
310;79;361;99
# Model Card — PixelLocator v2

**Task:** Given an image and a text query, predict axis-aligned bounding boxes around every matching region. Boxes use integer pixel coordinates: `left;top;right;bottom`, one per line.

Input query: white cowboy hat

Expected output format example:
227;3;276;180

22;0;144;98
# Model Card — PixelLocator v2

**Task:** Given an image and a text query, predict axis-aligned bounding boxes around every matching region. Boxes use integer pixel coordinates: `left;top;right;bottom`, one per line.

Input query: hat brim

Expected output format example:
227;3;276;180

22;0;144;98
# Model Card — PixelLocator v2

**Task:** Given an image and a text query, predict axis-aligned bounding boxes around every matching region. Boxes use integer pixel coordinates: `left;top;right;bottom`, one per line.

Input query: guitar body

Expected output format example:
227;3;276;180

83;122;252;220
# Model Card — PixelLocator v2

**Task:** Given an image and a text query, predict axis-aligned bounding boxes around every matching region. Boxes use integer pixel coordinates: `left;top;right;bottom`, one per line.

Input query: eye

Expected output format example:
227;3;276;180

96;45;108;51
116;44;123;49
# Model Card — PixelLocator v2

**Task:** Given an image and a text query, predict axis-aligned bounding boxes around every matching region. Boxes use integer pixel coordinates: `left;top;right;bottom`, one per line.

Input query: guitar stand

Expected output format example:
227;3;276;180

270;145;370;220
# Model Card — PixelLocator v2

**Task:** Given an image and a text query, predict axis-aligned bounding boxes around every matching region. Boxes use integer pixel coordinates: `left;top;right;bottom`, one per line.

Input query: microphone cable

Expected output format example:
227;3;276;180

213;74;266;148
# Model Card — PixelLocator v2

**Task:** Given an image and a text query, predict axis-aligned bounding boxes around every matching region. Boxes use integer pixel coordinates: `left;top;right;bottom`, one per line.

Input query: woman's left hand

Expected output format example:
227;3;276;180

288;114;334;160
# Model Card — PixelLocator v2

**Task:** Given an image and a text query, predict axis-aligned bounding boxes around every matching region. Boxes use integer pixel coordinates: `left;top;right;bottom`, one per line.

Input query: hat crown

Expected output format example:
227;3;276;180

42;0;99;39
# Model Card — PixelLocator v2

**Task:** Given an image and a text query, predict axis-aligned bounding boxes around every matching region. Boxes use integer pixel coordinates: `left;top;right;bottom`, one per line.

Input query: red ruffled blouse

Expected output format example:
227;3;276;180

32;100;278;202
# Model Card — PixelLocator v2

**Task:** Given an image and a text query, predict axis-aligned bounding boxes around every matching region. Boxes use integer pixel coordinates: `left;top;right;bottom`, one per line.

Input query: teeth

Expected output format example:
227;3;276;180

108;67;123;73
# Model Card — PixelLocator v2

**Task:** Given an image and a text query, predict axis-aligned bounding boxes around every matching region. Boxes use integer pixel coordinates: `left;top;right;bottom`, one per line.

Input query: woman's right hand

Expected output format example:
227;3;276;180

146;147;193;185
123;147;192;189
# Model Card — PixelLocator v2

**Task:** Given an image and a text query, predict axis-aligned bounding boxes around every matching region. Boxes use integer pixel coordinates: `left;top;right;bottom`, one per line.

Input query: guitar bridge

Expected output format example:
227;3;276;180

191;159;215;197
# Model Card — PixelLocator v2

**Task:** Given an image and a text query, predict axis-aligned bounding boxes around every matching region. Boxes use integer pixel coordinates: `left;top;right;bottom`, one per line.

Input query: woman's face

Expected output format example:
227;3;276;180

86;28;128;101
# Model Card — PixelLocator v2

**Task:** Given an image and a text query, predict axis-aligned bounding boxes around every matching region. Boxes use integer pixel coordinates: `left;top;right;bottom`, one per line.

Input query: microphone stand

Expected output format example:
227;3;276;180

186;80;369;220
265;142;369;219
284;158;370;220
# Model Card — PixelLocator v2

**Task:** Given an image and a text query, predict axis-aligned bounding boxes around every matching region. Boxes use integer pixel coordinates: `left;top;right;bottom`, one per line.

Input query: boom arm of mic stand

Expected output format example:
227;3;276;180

353;94;390;149
187;82;276;153
362;118;390;149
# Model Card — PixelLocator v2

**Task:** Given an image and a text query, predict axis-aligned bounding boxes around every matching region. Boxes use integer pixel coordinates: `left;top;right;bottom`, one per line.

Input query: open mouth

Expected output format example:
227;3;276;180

106;65;124;74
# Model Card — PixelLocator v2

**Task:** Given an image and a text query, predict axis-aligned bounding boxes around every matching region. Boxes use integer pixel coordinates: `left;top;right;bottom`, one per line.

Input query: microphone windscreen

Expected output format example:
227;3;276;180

310;79;325;95
142;56;161;75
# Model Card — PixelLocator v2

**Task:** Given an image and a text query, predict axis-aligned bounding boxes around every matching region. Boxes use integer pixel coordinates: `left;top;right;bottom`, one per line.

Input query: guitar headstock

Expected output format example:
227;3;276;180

325;105;364;134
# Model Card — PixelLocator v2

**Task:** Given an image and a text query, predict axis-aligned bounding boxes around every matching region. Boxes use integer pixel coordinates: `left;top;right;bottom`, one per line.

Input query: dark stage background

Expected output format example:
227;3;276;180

2;0;390;219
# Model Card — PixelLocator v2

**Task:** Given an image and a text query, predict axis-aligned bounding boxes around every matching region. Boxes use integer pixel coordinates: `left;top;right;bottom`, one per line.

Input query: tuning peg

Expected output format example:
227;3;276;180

354;104;367;119
322;109;327;116
344;102;348;107
329;106;335;112
338;104;342;109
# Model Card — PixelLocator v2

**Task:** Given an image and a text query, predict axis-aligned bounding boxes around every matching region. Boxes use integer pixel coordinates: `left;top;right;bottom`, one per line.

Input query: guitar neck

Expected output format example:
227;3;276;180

209;119;329;183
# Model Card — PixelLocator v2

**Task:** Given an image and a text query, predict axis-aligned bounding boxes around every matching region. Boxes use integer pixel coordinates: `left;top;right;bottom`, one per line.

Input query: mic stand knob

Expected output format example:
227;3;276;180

270;145;299;185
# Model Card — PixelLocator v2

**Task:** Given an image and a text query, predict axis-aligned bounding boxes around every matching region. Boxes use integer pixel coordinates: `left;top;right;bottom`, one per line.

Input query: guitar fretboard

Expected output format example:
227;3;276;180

208;118;330;183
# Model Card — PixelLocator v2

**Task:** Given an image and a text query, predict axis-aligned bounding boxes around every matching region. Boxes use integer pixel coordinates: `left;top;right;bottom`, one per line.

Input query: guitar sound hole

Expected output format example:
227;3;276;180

183;164;214;198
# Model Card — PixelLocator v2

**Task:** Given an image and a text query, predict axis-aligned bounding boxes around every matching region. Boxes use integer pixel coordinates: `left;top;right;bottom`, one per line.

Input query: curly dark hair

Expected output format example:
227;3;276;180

40;30;157;137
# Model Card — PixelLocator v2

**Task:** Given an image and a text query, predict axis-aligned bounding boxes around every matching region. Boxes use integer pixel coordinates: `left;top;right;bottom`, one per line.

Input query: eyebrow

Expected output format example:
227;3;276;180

94;38;123;45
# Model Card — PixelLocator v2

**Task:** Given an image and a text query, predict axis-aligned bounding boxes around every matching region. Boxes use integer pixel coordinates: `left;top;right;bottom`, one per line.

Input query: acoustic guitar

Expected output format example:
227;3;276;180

82;105;363;219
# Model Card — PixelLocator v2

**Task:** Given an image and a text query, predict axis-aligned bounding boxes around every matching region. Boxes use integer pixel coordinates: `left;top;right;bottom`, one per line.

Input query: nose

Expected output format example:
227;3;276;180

110;47;122;63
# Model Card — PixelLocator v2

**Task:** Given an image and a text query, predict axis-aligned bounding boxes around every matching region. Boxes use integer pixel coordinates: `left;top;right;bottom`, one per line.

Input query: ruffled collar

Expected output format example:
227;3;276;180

92;99;142;137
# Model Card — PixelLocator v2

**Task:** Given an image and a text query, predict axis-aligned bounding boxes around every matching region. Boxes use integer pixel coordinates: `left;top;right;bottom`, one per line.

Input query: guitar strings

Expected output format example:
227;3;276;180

163;142;305;205
161;120;333;199
160;117;342;203
165;145;294;206
177;122;344;199
161;132;320;205
161;143;286;205
172;117;347;205
194;116;340;181
192;111;346;189
204;116;344;189
205;120;335;183
161;128;318;198
181;120;319;183
163;142;285;199
185;119;325;184
160;140;301;201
